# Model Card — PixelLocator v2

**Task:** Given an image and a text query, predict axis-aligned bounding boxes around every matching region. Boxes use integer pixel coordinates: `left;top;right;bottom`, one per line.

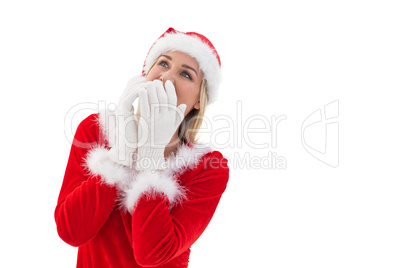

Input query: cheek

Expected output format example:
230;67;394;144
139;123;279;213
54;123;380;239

146;68;160;81
145;72;156;82
176;83;200;105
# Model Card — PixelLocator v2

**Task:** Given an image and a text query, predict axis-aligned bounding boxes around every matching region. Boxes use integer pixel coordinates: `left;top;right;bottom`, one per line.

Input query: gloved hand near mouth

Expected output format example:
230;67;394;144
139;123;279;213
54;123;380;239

136;80;187;171
107;75;146;167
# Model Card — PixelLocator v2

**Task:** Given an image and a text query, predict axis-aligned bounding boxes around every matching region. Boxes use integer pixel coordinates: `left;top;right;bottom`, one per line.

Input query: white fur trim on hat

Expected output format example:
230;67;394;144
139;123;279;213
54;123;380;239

143;32;221;104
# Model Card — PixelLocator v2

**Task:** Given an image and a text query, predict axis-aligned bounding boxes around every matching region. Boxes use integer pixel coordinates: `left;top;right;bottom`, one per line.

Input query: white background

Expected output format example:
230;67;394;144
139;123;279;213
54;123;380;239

1;0;401;267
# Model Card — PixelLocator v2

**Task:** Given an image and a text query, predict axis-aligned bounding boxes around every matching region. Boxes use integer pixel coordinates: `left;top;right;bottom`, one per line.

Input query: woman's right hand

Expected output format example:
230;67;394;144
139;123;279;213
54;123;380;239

107;75;146;167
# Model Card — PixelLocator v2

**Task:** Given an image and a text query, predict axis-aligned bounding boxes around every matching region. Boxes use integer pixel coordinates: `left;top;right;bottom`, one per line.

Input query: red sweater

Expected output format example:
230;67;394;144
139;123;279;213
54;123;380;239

55;113;229;267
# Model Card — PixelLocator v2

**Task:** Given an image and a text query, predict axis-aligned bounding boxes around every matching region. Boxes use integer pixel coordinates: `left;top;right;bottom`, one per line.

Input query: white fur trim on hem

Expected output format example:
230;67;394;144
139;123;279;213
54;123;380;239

83;146;135;189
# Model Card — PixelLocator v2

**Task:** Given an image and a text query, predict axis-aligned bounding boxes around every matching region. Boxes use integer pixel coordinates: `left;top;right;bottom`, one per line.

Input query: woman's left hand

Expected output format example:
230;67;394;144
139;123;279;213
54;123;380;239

136;80;186;171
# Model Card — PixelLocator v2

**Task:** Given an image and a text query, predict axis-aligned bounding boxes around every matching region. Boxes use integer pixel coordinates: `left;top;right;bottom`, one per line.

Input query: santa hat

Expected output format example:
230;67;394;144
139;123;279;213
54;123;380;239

142;27;222;104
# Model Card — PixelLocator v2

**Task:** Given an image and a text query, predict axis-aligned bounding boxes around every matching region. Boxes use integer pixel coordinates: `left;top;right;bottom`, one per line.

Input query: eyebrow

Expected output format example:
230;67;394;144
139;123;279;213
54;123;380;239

161;54;172;60
182;64;198;76
160;54;198;77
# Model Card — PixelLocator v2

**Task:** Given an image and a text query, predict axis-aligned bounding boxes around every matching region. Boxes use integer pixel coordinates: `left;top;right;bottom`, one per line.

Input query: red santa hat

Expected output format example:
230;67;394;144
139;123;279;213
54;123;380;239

142;27;222;104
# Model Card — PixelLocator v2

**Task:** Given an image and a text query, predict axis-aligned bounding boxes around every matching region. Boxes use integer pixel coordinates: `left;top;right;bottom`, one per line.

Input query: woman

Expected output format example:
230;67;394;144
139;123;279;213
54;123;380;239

55;27;229;268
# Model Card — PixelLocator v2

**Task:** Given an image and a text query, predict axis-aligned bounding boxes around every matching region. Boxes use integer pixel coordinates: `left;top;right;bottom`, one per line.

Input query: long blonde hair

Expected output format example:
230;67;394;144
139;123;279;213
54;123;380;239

179;78;207;143
137;59;208;144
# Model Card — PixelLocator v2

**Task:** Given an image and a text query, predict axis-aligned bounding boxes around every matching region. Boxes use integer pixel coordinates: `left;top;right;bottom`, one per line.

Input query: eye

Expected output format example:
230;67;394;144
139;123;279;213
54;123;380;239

181;71;192;80
159;60;169;68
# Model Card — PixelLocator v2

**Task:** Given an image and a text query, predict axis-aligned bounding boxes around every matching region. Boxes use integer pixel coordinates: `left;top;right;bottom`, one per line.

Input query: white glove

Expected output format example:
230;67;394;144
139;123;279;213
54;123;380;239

136;80;187;171
107;75;146;166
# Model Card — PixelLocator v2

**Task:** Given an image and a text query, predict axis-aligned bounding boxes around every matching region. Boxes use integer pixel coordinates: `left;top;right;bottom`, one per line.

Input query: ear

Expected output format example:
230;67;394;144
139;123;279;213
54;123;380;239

194;100;200;110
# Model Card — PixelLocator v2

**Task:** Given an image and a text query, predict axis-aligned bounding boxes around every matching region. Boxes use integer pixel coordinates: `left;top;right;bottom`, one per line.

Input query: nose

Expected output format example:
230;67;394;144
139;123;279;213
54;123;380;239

159;71;174;87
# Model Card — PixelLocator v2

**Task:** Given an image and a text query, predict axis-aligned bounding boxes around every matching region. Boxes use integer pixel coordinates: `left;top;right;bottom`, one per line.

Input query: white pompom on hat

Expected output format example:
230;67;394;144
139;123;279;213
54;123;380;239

142;27;222;104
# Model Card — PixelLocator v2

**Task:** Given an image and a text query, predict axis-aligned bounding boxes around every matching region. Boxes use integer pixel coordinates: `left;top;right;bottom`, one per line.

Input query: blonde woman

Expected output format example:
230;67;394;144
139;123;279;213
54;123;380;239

55;28;229;268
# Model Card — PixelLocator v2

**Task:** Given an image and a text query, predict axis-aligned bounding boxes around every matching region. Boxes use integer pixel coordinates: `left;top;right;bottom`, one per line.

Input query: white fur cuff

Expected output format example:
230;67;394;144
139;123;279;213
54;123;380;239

84;146;134;188
122;171;186;213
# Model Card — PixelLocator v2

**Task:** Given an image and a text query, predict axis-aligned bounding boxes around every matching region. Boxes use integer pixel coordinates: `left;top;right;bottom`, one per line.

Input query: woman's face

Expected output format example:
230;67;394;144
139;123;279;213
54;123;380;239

146;51;203;116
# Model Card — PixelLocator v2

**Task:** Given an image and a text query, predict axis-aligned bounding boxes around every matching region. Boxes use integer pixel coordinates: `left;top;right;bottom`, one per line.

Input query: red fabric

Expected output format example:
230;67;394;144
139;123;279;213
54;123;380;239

55;114;229;267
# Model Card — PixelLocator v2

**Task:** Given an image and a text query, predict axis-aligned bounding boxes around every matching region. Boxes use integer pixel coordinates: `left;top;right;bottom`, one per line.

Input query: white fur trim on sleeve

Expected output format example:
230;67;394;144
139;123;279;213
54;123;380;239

122;171;186;213
98;108;117;148
83;146;135;189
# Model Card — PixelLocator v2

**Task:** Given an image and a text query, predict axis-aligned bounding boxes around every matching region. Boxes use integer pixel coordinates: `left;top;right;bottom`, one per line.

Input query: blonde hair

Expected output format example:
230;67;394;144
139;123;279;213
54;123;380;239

136;59;208;144
179;79;207;143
